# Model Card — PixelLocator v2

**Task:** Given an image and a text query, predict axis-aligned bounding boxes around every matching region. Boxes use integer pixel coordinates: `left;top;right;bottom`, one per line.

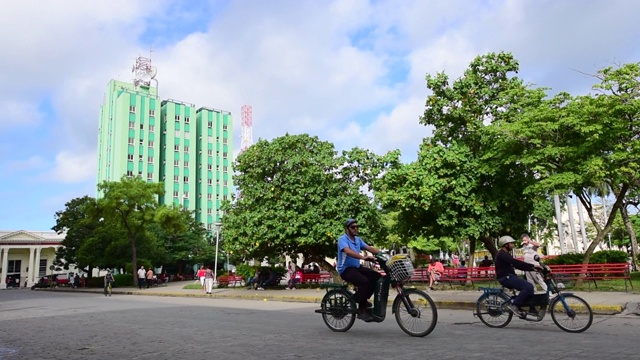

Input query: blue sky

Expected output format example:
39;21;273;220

1;0;639;231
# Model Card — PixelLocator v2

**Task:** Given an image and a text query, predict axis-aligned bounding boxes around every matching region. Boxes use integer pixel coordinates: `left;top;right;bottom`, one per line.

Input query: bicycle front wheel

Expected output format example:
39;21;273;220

476;291;512;328
393;288;438;337
550;294;593;333
320;290;356;332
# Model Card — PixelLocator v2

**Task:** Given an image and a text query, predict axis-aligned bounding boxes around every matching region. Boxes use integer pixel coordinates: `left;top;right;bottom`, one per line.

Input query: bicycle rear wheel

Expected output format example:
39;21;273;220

393;288;438;337
475;292;512;328
320;290;356;332
550;294;592;333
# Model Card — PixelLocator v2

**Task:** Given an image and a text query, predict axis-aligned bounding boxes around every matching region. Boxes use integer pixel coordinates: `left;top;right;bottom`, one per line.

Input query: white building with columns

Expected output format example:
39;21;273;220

0;230;72;289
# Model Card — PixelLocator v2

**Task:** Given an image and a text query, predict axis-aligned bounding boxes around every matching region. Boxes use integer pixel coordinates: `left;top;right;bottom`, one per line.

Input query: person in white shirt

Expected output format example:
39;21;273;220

521;233;547;293
137;266;146;289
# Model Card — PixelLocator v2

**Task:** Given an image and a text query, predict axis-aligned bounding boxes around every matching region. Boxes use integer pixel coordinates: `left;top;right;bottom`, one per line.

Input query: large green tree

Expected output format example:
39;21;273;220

376;52;546;262
96;176;165;285
499;62;640;263
221;134;398;273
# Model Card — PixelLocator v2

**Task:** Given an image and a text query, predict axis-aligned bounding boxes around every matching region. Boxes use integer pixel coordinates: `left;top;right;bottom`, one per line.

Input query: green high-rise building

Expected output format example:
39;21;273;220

97;78;233;230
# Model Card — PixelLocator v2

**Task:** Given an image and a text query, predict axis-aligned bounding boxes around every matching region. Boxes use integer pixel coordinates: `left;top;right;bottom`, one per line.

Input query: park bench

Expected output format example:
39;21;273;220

217;275;244;287
300;272;332;284
438;266;497;289
547;263;632;292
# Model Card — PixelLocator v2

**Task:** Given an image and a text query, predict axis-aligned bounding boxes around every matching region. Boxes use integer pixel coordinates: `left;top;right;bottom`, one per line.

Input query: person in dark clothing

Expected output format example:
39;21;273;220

495;235;540;316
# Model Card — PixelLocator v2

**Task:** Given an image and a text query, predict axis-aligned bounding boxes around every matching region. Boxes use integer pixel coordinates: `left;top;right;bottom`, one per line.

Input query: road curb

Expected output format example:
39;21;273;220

35;288;625;314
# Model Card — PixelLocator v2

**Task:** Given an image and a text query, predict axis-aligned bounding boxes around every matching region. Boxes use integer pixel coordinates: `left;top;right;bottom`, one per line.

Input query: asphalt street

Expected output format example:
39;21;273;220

0;290;638;360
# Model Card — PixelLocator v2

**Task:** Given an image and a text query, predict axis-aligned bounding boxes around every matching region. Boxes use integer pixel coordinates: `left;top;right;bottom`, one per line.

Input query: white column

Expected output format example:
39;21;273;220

28;247;36;286
33;247;42;282
0;247;8;290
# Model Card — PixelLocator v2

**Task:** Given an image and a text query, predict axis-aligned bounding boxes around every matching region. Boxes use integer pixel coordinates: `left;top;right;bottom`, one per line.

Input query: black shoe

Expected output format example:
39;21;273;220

357;312;374;322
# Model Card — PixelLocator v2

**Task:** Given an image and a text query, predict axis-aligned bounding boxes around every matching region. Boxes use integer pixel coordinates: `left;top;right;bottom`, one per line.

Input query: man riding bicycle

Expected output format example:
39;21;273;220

495;236;540;316
104;269;115;296
337;218;381;322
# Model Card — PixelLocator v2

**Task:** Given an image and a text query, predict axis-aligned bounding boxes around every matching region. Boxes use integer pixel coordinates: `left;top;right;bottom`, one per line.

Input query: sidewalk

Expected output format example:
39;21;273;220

38;281;639;315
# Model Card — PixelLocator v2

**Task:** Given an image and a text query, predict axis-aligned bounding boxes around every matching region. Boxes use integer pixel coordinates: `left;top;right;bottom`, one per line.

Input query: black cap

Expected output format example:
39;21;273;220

344;218;357;228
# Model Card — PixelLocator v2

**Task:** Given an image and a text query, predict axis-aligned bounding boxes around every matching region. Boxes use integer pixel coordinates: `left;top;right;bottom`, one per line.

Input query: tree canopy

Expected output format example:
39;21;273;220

221;133;398;270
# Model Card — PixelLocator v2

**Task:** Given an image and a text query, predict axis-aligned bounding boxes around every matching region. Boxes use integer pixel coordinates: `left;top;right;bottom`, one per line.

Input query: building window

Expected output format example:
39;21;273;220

207;150;212;156
207;179;212;185
207;193;212;200
175;115;180;121
129;106;136;113
175;130;180;137
184;176;189;183
173;191;179;198
184;161;189;167
149;125;155;132
147;172;153;180
7;260;21;273
184;146;189;152
224;180;228;186
223;166;228;172
173;175;179;182
149;109;155;116
184;192;189;198
173;160;179;166
148;140;154;147
207;164;212;170
140;124;144;130
128;138;134;145
207;208;212;215
129;122;135;129
127;154;134;161
139;155;143;161
223;124;228;130
126;170;133;177
174;145;180;151
223;138;227;144
148;156;153;164
223;152;227;158
185;117;190;124
208;121;212;128
208;136;213;144
184;131;189;138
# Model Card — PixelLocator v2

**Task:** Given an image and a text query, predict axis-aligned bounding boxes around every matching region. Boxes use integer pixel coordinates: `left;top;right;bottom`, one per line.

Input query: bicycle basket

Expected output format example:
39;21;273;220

386;255;414;282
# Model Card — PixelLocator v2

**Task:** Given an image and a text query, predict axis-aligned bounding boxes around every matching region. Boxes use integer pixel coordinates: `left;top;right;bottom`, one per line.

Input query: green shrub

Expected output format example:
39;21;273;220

544;253;584;265
235;264;257;279
589;250;628;264
113;274;134;287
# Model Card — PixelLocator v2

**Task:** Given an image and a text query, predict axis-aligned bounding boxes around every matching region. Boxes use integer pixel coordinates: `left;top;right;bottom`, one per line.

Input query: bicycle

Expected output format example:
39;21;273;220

315;253;438;337
473;258;593;333
104;282;112;297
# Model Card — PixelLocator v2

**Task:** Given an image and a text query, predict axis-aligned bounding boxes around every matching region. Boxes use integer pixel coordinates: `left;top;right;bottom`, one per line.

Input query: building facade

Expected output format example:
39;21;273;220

0;230;69;289
97;78;233;230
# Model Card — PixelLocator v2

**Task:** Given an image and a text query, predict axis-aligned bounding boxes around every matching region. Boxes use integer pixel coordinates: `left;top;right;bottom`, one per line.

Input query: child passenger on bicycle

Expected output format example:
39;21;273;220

495;236;540;316
337;218;381;322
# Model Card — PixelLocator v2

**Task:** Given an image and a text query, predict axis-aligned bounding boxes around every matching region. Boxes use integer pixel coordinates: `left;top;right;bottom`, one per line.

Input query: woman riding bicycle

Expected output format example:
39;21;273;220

495;236;540;316
337;218;381;322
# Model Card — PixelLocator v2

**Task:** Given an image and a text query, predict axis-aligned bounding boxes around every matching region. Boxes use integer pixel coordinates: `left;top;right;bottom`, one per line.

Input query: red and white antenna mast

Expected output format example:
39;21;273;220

240;105;253;153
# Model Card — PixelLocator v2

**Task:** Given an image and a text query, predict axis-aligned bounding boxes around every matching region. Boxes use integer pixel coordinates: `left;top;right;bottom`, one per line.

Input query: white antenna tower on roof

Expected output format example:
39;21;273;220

132;56;158;90
240;105;253;153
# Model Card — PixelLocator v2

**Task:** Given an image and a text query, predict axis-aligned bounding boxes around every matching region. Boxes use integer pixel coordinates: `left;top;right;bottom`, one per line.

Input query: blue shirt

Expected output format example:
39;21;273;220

337;233;368;275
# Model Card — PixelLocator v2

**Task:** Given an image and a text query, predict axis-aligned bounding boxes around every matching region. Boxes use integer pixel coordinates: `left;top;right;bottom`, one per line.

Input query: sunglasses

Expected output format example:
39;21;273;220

349;225;359;229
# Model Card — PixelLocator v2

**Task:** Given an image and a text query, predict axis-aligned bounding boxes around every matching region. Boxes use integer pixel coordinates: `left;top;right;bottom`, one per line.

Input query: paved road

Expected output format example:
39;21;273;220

1;290;638;359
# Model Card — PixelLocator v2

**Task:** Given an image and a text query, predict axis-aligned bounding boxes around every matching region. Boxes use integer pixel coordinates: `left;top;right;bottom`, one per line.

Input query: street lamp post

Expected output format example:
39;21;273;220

213;222;222;288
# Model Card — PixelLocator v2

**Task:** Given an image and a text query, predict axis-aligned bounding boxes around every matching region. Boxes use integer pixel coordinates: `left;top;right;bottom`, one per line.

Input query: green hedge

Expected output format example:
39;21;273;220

544;250;629;265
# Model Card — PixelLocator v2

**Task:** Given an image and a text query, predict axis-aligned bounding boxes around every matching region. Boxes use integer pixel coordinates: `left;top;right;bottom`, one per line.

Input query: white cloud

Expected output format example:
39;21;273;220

0;99;44;131
47;151;96;183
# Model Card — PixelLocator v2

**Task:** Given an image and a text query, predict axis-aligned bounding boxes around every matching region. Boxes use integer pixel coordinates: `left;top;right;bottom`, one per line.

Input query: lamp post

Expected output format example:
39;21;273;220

213;222;222;288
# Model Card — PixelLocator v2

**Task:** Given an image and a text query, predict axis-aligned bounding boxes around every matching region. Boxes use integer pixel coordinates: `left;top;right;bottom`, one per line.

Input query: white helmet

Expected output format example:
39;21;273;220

498;235;516;247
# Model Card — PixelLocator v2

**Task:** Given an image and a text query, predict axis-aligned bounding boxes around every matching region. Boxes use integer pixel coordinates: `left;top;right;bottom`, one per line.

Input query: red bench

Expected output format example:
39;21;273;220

438;267;497;288
217;275;244;287
300;273;332;284
547;263;632;292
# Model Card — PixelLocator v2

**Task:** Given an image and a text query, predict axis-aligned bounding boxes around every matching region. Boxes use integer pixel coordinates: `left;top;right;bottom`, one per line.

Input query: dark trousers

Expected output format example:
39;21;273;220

340;267;381;308
499;274;534;307
138;278;145;289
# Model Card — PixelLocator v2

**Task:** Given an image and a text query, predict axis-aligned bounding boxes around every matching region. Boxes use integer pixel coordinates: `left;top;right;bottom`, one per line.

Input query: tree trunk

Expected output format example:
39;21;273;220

466;239;477;286
620;205;639;271
130;231;138;286
480;236;498;258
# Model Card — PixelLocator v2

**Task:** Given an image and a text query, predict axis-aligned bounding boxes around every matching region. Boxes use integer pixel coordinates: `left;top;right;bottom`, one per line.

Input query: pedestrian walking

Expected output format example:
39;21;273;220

137;266;146;289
